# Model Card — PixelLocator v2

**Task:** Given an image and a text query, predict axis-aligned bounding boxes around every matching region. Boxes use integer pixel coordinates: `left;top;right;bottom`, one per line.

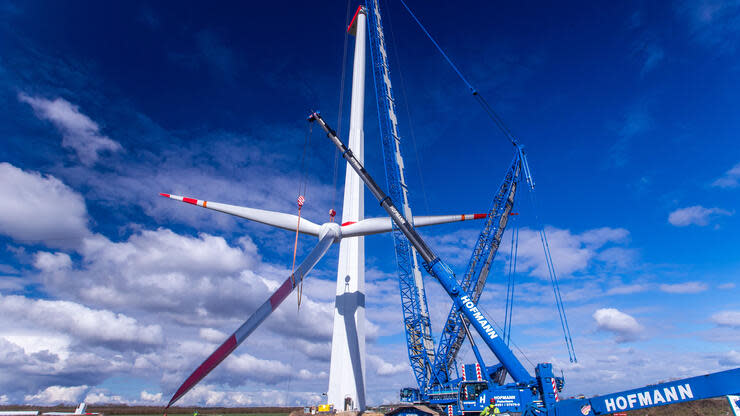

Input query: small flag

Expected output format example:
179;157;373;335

297;195;305;207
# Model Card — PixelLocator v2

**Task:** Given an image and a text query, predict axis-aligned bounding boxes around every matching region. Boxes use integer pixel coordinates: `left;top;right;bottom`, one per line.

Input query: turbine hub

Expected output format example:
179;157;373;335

319;222;342;242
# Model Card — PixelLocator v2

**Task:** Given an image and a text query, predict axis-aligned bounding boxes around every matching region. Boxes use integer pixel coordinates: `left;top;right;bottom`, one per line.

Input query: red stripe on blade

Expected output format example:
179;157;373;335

159;193;170;198
269;278;293;309
183;197;198;205
341;221;356;226
473;214;487;219
167;334;238;407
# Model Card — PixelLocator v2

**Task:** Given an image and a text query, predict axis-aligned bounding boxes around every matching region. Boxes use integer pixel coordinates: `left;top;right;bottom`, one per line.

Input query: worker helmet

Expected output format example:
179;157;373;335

490;398;496;405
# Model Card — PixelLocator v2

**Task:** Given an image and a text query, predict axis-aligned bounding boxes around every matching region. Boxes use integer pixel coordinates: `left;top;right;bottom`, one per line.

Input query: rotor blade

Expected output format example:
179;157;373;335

160;193;322;236
166;231;336;408
340;213;487;238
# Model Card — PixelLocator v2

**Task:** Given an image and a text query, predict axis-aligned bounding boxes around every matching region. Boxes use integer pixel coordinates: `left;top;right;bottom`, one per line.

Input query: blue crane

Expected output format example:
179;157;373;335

365;0;436;391
309;111;740;416
363;0;574;401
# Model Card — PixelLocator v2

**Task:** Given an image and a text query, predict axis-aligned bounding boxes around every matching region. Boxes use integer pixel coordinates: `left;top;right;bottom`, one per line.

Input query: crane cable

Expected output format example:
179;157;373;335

397;0;520;147
528;189;578;363
504;214;519;346
329;0;354;223
383;0;431;215
291;123;313;308
399;0;577;362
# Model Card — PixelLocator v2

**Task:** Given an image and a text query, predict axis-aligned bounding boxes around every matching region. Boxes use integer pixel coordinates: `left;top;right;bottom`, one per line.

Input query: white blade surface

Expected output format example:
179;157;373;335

160;193;321;236
340;213;487;238
166;230;337;408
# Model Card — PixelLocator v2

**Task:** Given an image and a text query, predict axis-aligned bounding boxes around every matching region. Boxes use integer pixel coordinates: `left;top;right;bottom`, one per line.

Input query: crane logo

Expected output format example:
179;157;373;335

580;404;591;415
604;384;694;412
460;295;499;340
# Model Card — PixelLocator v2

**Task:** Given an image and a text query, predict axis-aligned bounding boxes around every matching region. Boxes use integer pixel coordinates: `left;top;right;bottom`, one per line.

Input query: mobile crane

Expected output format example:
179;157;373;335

309;110;740;416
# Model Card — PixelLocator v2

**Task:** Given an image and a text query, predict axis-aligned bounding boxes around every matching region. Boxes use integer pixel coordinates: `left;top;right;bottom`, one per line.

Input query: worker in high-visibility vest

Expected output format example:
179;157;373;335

480;398;500;416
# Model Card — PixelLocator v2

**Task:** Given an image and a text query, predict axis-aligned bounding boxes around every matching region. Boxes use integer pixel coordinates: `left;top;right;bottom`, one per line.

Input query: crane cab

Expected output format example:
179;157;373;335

458;381;534;416
401;387;421;403
458;381;489;414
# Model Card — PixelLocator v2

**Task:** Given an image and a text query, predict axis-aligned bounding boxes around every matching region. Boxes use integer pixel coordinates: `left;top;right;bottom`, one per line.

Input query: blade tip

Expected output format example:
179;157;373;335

160;193;170;198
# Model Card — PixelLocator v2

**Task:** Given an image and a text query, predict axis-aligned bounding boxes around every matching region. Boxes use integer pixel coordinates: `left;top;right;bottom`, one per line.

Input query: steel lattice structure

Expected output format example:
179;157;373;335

365;0;436;391
431;153;521;388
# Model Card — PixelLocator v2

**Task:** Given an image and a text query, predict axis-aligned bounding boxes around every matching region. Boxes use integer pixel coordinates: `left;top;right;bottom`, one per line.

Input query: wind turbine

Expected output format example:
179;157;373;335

159;192;487;407
162;5;487;410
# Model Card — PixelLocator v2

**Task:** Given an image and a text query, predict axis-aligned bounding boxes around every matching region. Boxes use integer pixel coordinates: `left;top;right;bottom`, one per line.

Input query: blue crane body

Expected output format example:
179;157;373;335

364;0;530;395
364;0;436;391
339;1;739;414
309;110;740;416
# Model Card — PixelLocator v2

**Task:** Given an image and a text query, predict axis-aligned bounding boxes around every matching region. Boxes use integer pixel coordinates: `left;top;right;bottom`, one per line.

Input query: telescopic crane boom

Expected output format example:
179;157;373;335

309;111;533;385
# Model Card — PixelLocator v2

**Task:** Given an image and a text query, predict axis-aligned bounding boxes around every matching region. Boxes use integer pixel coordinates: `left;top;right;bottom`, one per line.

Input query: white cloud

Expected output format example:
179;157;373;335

593;308;644;342
84;389;125;404
507;226;630;279
606;283;649;295
224;352;293;384
44;229;260;316
719;350;740;366
659;281;708;294
18;93;122;165
2;333;71;361
0;294;163;346
174;384;321;407
199;328;227;343
25;385;88;405
367;354;408;376
34;252;73;271
712;162;740;188
0;163;89;246
140;391;163;403
668;205;731;226
711;310;740;328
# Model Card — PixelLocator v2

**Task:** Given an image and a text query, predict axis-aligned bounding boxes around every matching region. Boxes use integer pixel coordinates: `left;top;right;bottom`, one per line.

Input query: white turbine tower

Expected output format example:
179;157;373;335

160;6;488;409
327;5;367;412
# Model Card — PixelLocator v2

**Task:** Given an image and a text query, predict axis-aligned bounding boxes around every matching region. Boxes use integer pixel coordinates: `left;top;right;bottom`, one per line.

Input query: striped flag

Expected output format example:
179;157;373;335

297;195;305;207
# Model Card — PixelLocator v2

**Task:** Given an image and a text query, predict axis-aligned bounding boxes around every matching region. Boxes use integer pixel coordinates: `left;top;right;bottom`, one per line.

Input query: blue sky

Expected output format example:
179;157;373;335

1;0;739;407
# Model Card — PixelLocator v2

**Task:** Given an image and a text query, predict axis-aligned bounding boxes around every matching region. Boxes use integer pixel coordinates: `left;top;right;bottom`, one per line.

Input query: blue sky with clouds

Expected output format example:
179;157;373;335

1;0;739;407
